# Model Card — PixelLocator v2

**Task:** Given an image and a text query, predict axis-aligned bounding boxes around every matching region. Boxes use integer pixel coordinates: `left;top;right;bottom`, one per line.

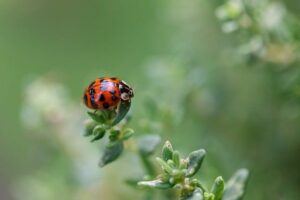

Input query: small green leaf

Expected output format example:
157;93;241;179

162;141;174;161
167;160;175;168
109;129;121;141
156;157;173;174
87;111;105;123
111;100;131;126
186;149;206;177
210;176;224;200
90;134;104;142
110;129;121;136
84;120;97;136
203;192;214;200
99;141;124;167
90;125;106;142
138;134;161;156
121;128;134;140
91;131;106;142
222;169;250;200
172;151;181;168
182;188;204;200
138;179;173;189
107;129;134;147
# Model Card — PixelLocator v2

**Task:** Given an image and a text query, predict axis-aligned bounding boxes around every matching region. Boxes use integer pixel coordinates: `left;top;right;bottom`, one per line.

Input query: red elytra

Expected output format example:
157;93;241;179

83;77;133;110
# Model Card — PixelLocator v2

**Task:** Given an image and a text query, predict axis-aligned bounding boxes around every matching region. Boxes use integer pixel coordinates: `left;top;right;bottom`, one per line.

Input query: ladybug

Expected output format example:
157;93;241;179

83;77;134;110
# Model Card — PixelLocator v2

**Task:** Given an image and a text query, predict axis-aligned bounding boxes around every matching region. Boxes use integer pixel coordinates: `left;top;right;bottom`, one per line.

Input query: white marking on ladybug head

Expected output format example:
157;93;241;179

121;93;130;101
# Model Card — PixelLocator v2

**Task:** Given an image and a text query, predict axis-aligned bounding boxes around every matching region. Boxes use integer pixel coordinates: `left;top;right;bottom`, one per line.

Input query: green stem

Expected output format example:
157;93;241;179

139;153;156;178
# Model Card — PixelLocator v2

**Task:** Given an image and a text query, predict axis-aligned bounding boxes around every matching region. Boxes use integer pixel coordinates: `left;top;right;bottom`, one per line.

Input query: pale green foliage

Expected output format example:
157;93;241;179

84;107;133;167
138;141;248;200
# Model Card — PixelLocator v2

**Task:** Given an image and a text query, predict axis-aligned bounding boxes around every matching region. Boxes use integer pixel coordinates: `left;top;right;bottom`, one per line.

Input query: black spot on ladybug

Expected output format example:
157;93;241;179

111;95;117;101
90;96;97;109
89;88;95;95
99;94;105;101
110;77;117;80
103;102;110;109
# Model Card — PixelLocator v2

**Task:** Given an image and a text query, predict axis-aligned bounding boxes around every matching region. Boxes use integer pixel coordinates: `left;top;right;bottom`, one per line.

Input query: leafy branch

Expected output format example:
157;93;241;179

83;101;133;167
83;81;250;200
138;141;249;200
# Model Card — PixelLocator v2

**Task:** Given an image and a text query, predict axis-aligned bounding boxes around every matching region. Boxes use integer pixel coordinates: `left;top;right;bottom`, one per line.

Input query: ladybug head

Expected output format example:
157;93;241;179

119;81;134;101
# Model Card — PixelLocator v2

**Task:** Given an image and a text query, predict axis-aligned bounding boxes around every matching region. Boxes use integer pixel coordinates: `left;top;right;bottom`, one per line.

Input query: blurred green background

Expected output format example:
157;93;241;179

1;0;300;199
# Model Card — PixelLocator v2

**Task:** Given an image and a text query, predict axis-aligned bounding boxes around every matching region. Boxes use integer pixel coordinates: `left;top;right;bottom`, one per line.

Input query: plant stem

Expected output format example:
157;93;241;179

139;153;156;177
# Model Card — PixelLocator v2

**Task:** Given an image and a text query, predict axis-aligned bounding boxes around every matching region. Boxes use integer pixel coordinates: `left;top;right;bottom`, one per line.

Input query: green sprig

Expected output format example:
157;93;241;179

84;100;133;167
138;141;250;200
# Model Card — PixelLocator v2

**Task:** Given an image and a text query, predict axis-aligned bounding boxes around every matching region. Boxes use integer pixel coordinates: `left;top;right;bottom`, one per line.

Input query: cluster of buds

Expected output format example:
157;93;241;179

138;141;248;200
